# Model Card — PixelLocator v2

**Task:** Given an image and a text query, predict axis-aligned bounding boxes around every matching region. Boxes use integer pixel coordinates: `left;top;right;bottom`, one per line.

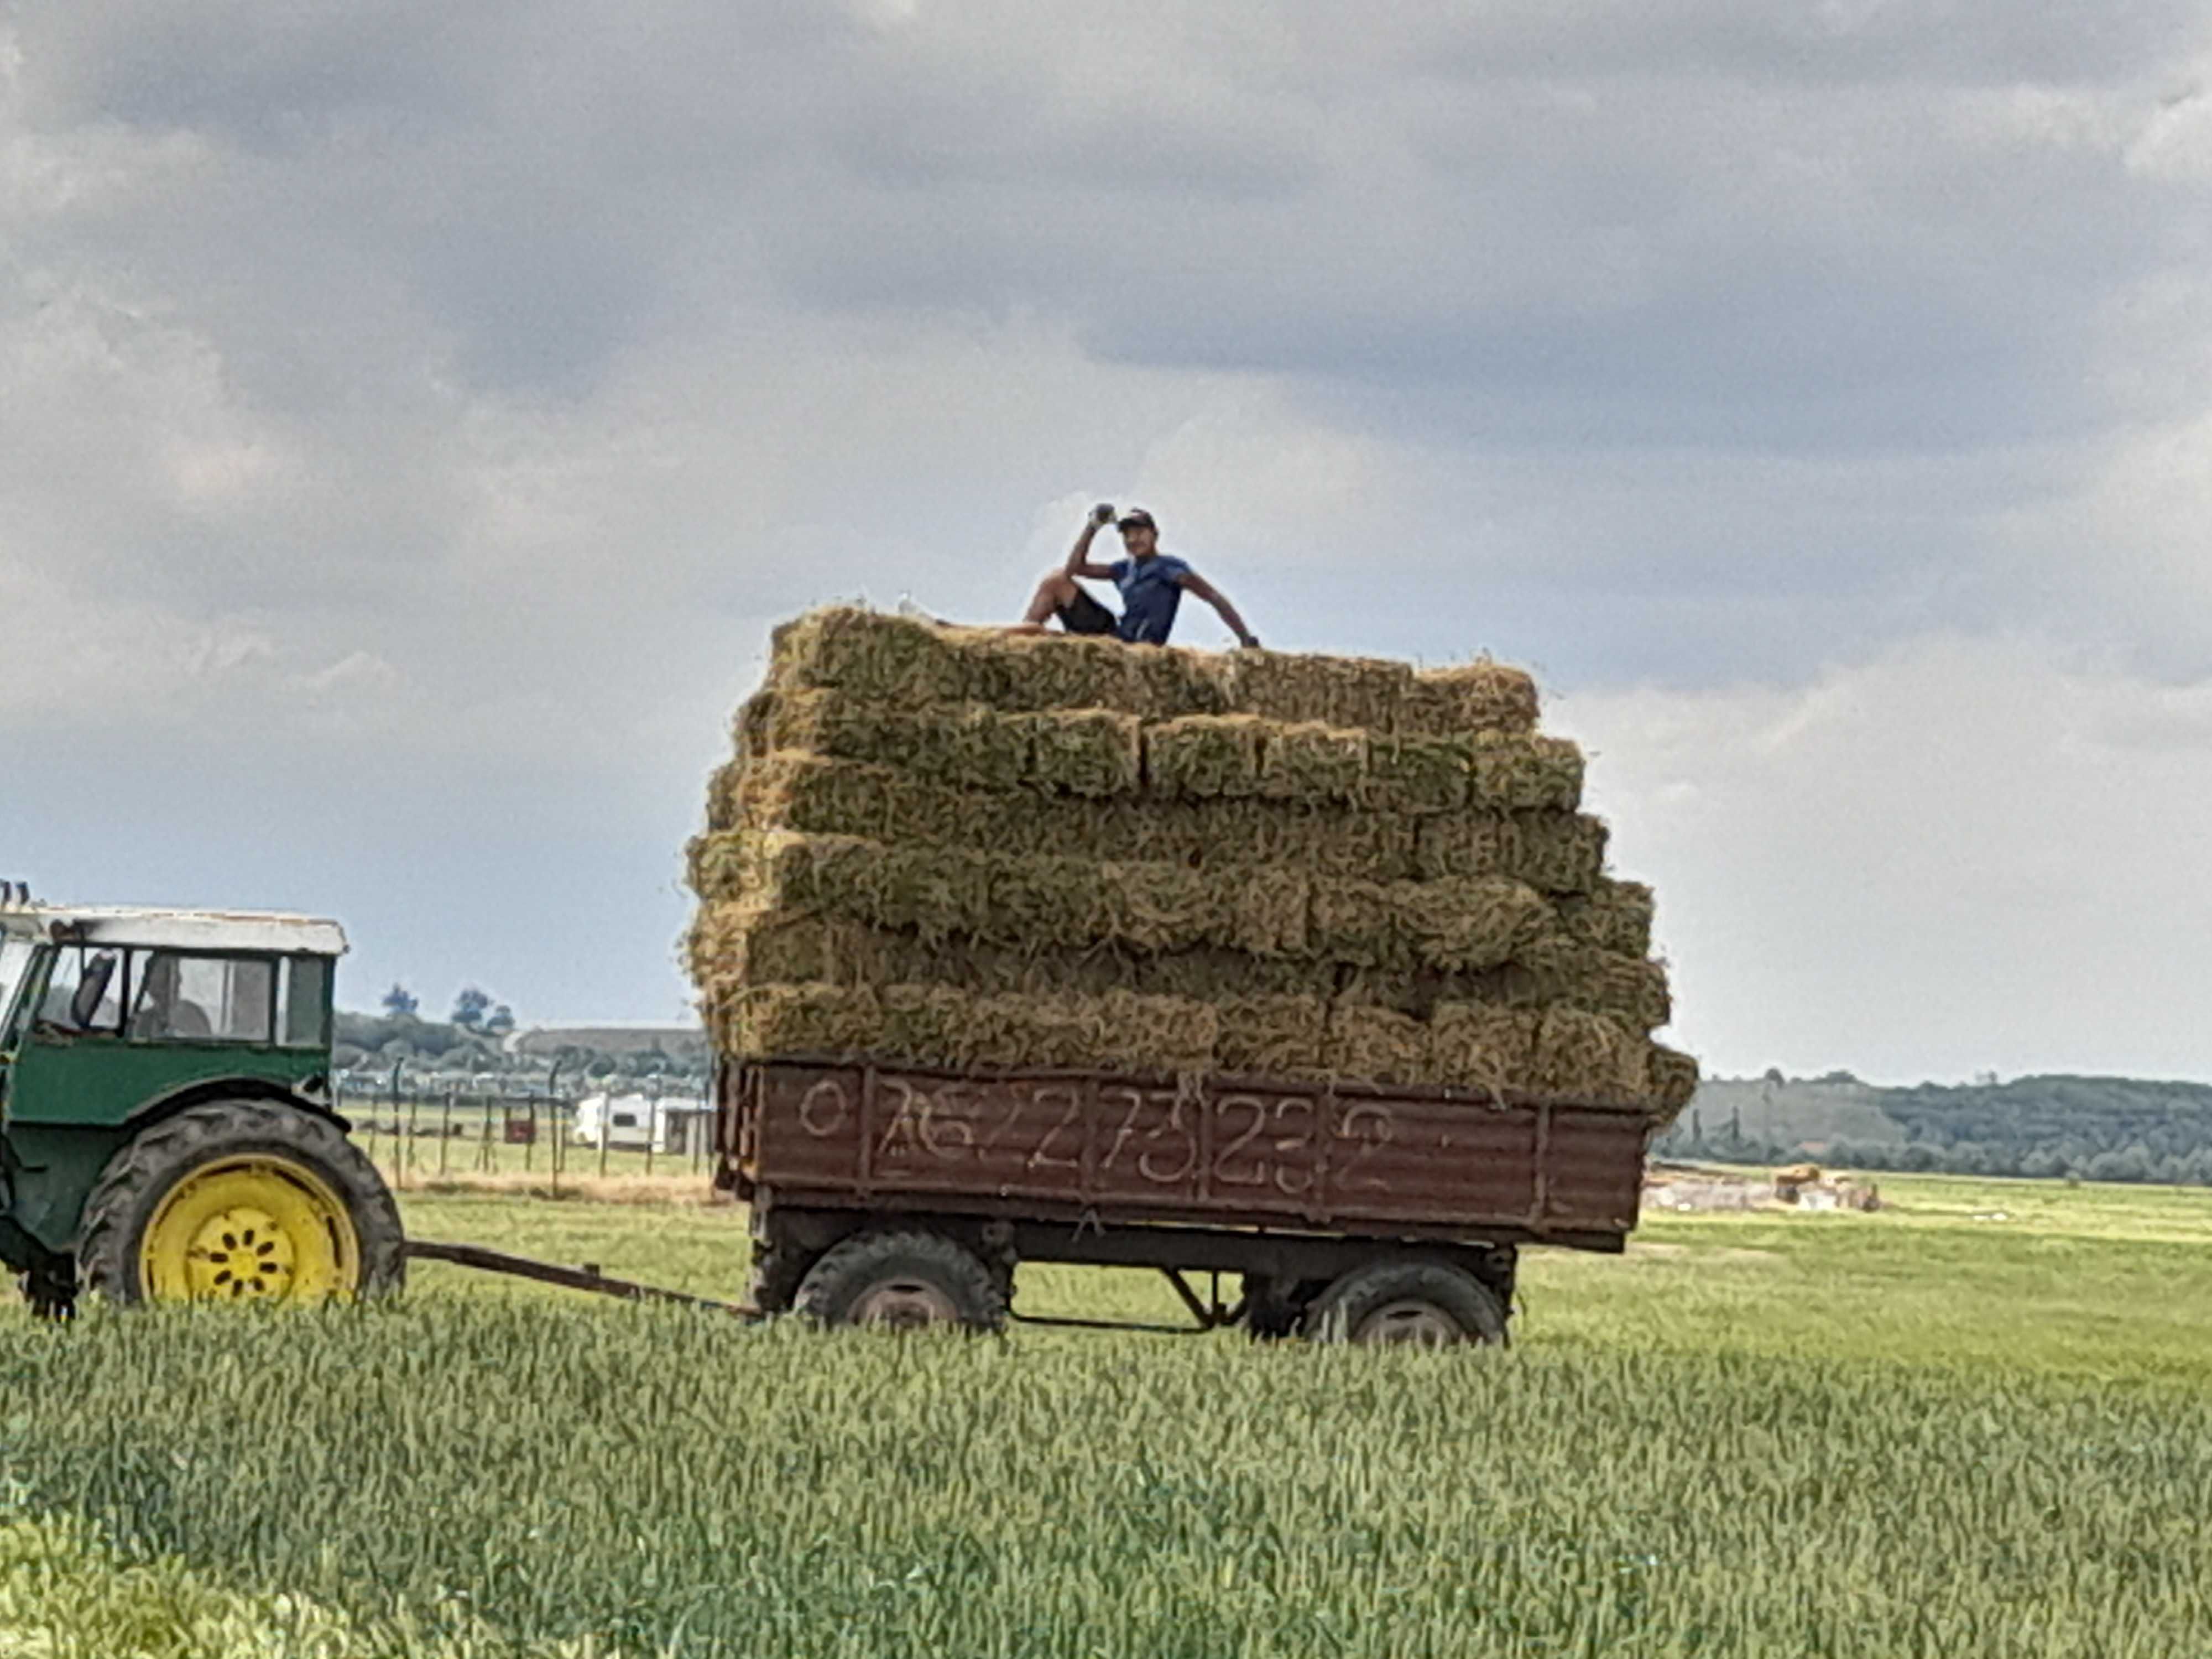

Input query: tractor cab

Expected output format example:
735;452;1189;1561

0;898;401;1316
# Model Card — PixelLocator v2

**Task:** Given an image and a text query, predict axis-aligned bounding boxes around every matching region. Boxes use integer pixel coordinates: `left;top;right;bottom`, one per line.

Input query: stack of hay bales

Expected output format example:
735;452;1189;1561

688;608;1698;1123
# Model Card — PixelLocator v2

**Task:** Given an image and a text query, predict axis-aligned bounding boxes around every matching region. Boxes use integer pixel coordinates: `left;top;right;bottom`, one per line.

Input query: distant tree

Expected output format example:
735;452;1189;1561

382;984;420;1019
451;987;493;1031
484;1004;516;1038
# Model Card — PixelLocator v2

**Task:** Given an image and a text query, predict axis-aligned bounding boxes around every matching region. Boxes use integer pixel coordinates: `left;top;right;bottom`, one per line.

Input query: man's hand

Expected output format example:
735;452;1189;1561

1238;633;1261;650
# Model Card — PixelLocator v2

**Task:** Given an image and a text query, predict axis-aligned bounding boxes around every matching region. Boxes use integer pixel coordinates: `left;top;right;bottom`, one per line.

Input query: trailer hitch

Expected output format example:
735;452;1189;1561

405;1240;760;1318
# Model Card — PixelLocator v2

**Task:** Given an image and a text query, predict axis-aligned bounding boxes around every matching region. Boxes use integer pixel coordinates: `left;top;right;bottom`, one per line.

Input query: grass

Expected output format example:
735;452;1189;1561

3;1173;2210;1657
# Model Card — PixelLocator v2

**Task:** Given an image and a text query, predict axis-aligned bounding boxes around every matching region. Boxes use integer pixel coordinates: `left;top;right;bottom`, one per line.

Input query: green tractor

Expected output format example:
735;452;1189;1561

0;895;402;1317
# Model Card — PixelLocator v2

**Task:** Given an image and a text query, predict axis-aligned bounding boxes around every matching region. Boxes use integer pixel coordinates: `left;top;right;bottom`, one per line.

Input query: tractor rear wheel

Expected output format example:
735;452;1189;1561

79;1101;404;1307
794;1230;1005;1333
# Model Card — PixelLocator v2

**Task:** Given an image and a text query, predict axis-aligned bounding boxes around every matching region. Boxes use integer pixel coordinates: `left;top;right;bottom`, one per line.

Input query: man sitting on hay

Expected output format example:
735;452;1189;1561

1020;505;1261;650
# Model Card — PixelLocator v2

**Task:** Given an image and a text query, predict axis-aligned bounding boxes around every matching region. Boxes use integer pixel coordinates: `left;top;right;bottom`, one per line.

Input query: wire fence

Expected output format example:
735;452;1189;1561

335;1070;716;1193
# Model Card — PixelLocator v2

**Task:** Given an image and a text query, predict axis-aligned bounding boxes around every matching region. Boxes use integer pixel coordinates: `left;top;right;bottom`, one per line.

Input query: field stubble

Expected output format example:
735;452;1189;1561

1;1175;2210;1657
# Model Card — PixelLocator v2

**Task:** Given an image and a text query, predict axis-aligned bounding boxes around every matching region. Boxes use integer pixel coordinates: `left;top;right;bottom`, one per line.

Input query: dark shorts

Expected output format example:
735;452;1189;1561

1056;587;1120;639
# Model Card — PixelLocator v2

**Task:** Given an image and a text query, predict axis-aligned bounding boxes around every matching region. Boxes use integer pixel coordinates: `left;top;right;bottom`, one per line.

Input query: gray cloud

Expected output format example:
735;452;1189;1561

5;1;2211;1041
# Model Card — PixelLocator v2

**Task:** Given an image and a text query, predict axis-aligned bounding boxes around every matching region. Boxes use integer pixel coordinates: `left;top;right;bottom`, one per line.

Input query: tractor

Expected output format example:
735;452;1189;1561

0;895;402;1317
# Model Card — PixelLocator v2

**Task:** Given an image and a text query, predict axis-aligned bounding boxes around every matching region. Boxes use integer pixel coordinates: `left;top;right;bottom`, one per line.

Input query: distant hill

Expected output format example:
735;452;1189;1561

1661;1073;2212;1187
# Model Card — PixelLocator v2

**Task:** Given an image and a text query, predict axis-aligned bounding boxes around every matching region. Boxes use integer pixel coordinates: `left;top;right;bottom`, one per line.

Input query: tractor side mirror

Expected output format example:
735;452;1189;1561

70;952;117;1031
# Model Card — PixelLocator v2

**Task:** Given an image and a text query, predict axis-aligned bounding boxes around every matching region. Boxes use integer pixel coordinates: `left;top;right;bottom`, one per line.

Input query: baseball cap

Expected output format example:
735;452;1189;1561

1117;508;1157;530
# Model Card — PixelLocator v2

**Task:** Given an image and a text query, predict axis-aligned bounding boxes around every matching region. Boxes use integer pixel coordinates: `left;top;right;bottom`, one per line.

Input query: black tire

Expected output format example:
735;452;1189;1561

1301;1258;1506;1348
18;1262;77;1322
79;1100;405;1306
793;1230;1006;1333
1241;1275;1325;1342
747;1239;815;1316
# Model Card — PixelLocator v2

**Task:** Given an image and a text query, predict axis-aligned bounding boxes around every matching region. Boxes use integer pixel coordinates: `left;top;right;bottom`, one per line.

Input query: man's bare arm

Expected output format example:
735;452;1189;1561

1066;504;1121;581
1177;570;1260;648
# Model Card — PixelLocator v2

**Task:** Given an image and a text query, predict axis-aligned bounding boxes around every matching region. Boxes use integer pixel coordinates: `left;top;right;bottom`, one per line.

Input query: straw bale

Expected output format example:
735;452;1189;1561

1401;879;1552;972
1020;709;1144;797
1556;880;1656;958
966;632;1153;714
1309;880;1405;970
1401;661;1541;737
1130;647;1236;718
1528;1010;1650;1106
1646;1044;1702;1124
1310;877;1545;973
711;764;1414;888
1225;867;1312;957
1502;933;1672;1032
733;691;778;761
1429;1005;1539;1096
770;608;977;705
1138;951;1332;1004
1214;996;1330;1079
1418;812;1607;893
723;983;881;1060
1229;651;1416;731
1506;813;1609;894
1093;861;1222;953
690;903;917;997
1327;1004;1434;1087
769;690;1033;794
1364;735;1473;815
1180;800;1418;883
1091;991;1220;1074
1146;715;1267;799
1467;734;1584;813
1258;722;1368;805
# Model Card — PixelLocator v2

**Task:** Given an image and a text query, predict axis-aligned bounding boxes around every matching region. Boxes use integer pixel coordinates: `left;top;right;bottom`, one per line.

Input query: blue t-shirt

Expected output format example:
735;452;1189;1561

1109;555;1190;645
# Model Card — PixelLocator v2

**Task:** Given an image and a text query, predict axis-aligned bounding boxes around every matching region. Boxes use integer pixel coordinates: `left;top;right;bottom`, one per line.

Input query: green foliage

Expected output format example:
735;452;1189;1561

3;1180;2212;1657
1661;1073;2212;1186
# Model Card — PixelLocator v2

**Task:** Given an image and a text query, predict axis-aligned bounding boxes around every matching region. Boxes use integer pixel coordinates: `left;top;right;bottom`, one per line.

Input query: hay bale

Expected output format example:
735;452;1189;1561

723;983;882;1060
966;632;1152;714
1646;1044;1701;1123
1224;867;1312;957
1418;813;1608;893
1502;934;1672;1032
1145;715;1266;799
1214;995;1329;1079
770;609;977;705
1091;861;1220;953
1309;880;1405;970
733;690;778;761
1135;950;1332;1004
1401;879;1552;972
769;690;1035;794
1021;709;1144;797
1326;1004;1433;1087
1468;734;1584;813
708;754;947;842
1556;881;1656;958
1364;736;1472;815
1258;722;1367;805
1180;800;1418;883
1230;651;1415;731
1528;1010;1650;1106
1430;1005;1539;1095
1130;647;1235;718
1402;661;1540;737
1506;813;1609;894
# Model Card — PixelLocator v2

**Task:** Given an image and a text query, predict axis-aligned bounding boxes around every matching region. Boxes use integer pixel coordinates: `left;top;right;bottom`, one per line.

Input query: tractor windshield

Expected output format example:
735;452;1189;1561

0;938;33;1035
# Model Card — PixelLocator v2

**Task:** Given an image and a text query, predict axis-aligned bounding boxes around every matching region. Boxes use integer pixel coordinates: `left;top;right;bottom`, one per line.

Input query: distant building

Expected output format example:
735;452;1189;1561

503;1022;708;1064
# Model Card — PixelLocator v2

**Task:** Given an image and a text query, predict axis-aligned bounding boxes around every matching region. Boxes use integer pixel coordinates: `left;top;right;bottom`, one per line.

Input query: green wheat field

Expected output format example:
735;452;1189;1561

3;1173;2210;1657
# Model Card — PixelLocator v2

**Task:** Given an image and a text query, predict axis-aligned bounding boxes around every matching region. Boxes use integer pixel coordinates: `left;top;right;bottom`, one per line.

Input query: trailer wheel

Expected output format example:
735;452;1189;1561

78;1100;405;1307
794;1230;1006;1333
1240;1275;1325;1341
1301;1259;1506;1348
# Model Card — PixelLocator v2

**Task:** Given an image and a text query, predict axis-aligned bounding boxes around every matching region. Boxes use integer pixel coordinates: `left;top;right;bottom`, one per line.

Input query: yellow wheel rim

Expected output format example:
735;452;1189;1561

139;1156;361;1305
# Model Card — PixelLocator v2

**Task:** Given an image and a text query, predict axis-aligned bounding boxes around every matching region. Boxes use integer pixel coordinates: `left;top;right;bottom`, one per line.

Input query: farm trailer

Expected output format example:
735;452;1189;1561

717;1056;1652;1345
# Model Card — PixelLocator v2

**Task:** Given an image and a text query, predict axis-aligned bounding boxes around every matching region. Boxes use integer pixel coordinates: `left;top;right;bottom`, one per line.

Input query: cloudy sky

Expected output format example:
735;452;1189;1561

5;1;2210;1082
